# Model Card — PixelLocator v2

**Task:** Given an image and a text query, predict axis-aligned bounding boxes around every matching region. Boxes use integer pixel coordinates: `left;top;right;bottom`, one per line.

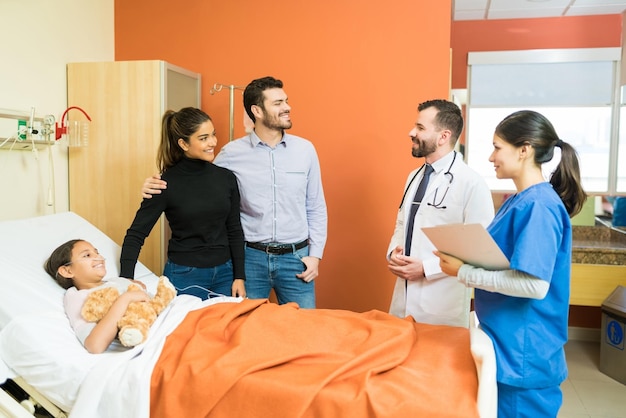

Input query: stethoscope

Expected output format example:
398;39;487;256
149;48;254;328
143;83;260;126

398;151;457;210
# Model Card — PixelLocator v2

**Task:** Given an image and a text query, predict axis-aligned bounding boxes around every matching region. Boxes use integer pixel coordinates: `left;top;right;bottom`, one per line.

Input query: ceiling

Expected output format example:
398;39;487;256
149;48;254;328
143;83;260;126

453;0;626;21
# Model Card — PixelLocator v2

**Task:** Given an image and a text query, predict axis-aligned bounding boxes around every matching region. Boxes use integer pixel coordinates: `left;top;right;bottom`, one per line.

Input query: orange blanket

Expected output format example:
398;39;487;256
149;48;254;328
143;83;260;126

150;299;479;418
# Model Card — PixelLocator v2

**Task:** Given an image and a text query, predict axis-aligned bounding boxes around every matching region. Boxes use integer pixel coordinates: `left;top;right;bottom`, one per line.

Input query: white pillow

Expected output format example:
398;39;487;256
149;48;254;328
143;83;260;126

0;355;11;384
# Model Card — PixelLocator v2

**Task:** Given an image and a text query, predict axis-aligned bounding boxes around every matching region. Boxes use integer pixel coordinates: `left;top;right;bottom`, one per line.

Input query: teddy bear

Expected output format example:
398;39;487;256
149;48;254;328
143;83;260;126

81;275;177;347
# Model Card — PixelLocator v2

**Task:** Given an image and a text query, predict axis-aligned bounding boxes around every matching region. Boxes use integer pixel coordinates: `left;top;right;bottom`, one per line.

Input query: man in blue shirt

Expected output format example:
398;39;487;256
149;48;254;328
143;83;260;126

142;76;327;308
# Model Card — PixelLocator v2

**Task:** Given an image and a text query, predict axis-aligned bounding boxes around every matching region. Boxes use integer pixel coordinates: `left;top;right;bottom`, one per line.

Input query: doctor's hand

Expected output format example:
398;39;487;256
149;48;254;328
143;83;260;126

297;256;320;283
387;246;425;281
142;173;167;199
434;251;464;277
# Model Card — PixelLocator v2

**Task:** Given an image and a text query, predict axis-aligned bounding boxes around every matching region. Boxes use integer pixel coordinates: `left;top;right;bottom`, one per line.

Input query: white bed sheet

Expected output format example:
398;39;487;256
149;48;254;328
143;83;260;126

470;312;498;418
2;297;496;418
69;300;496;418
0;356;12;383
1;293;240;417
71;295;240;418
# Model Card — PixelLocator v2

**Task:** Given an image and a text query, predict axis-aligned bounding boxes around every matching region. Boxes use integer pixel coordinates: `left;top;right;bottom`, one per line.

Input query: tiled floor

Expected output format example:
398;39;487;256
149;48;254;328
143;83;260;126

559;340;626;417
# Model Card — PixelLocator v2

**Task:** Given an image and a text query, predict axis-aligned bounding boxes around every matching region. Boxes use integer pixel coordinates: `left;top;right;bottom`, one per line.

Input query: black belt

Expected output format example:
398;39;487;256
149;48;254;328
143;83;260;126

245;240;308;255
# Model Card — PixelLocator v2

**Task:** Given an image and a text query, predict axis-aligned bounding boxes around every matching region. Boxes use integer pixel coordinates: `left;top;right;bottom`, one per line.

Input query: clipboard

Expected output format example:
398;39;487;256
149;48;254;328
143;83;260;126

421;223;510;270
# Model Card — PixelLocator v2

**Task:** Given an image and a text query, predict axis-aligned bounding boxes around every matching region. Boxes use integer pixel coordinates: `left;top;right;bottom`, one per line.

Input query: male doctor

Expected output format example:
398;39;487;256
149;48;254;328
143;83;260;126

386;99;494;327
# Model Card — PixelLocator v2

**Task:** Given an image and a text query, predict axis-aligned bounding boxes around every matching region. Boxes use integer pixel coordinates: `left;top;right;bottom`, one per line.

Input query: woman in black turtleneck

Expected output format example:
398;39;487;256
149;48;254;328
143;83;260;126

120;107;245;300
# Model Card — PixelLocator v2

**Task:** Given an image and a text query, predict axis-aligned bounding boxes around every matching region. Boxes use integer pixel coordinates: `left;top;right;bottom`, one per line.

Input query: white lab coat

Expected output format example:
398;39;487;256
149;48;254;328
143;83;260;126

387;151;494;327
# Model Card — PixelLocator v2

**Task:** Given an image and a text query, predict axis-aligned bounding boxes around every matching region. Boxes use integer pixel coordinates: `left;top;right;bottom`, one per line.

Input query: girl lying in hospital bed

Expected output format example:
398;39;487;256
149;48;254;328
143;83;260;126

44;239;175;354
0;206;494;417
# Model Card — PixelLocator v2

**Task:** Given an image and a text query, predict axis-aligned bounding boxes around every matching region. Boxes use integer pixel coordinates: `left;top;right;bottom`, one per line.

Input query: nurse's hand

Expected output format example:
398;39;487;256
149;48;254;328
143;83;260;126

387;246;425;281
434;251;464;277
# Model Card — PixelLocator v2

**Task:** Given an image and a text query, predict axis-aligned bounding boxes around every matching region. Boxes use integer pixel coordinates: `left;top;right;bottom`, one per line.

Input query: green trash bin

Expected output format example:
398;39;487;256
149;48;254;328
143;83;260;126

599;285;626;385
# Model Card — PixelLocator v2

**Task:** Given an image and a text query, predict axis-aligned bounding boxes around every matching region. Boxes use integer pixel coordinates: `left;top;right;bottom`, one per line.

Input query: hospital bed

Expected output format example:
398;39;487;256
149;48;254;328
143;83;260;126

0;212;497;418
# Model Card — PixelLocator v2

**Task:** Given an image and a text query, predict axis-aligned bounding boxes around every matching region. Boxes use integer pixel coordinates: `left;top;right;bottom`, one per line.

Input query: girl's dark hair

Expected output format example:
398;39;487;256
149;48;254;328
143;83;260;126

495;110;587;217
157;107;212;172
44;239;83;289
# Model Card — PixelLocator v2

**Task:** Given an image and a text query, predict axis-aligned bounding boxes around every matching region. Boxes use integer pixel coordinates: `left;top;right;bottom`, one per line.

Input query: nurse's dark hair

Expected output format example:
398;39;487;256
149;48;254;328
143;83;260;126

243;76;284;123
418;99;464;145
495;110;587;217
44;239;83;289
157;107;212;172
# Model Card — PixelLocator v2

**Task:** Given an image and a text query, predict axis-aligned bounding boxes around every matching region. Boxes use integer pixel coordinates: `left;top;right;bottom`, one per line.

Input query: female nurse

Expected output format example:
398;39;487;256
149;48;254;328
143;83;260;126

437;110;586;418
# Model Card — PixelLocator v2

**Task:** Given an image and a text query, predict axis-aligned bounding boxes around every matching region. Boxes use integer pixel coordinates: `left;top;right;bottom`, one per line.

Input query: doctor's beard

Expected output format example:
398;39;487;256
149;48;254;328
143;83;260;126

411;137;437;158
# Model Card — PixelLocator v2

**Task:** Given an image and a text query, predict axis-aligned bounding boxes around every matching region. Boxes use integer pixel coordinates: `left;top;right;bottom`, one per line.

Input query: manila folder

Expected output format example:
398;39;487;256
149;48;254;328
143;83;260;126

421;223;509;270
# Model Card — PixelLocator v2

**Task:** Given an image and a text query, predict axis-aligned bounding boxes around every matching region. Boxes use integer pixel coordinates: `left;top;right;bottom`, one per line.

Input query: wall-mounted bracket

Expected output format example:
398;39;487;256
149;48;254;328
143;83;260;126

0;108;56;151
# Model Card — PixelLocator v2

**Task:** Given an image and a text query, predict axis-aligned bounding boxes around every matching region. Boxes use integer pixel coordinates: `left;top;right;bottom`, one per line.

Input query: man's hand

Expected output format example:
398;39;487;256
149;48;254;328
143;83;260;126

387;246;425;281
297;256;320;283
142;174;167;199
388;246;407;266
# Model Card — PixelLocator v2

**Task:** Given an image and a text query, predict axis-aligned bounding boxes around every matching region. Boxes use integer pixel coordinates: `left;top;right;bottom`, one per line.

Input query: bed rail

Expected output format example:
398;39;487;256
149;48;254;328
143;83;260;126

0;378;67;418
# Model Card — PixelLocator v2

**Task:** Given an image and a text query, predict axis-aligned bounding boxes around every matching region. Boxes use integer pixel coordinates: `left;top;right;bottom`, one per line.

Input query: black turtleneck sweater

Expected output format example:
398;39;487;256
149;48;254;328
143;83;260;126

120;157;245;280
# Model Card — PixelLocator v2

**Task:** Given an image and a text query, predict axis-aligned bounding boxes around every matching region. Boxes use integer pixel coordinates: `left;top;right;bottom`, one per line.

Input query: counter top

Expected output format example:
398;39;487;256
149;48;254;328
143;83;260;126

572;225;626;265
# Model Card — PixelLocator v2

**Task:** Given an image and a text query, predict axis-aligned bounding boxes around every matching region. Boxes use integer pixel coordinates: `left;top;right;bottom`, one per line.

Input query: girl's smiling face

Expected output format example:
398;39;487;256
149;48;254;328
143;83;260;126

59;240;107;289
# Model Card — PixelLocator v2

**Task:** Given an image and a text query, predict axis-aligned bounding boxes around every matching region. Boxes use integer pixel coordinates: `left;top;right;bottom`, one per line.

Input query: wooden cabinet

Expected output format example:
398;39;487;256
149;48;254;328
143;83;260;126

67;60;201;274
570;263;626;306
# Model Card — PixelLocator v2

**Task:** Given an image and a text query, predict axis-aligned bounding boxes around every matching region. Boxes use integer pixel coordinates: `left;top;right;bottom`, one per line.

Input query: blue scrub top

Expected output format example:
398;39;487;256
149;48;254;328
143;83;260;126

475;182;571;388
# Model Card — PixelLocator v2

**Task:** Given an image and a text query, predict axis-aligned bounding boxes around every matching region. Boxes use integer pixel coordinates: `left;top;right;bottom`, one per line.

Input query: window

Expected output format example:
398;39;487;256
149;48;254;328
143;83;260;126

618;86;626;192
465;48;623;195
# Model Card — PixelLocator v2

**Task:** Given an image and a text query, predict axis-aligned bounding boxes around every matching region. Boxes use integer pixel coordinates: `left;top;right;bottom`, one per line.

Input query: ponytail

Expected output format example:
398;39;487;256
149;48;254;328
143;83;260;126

157;110;178;172
550;141;587;217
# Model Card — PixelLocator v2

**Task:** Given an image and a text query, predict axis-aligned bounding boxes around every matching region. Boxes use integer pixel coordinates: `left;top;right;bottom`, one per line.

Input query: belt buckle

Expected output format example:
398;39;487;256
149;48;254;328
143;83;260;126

266;243;289;255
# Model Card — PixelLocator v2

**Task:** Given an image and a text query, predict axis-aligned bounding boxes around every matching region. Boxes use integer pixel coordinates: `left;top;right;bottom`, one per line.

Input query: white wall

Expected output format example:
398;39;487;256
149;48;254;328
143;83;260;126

0;0;114;221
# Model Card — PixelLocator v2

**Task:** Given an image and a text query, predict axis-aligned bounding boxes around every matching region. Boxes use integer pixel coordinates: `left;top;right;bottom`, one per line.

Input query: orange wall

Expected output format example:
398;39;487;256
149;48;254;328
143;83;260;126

114;0;453;312
451;14;622;89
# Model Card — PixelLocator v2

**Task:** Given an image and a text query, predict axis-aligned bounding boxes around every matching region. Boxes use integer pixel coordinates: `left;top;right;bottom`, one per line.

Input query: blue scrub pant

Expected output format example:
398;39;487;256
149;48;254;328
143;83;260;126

163;259;234;300
243;245;315;308
498;383;562;418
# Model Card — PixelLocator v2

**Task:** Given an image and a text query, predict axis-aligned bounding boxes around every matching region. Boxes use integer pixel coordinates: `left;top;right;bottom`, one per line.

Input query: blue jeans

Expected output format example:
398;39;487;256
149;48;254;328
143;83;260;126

244;245;315;308
163;259;234;300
